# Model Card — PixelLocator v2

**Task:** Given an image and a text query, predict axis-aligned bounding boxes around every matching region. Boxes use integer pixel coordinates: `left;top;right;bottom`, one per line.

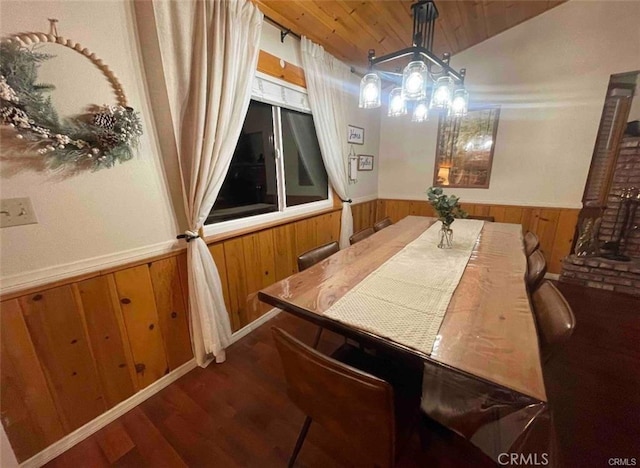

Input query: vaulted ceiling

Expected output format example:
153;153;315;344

253;0;568;68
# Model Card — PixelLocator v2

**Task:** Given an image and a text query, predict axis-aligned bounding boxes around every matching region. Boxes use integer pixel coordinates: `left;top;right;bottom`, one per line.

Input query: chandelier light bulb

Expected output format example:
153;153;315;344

450;88;469;117
388;87;407;117
364;83;378;101
412;100;429;123
402;60;428;101
406;74;423;93
430;76;454;110
359;72;381;109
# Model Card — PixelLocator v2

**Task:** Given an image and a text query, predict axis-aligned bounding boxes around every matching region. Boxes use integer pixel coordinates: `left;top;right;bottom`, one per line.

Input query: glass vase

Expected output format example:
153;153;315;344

438;224;453;249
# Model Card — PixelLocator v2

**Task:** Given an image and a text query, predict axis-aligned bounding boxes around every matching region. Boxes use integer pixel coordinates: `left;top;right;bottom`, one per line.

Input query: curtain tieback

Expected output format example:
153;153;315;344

340;198;353;204
177;230;200;243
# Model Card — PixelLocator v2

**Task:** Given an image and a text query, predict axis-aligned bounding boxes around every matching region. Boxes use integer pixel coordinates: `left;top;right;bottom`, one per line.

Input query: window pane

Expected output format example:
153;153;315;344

281;108;328;207
206;101;278;224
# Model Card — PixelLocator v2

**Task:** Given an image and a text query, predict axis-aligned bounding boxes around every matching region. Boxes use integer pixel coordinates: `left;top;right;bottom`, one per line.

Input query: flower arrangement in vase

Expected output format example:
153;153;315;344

426;187;467;248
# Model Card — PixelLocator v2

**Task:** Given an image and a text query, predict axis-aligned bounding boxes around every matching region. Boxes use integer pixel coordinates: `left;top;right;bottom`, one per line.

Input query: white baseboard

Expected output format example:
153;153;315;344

20;358;197;468
1;239;179;295
17;307;281;468
230;307;281;343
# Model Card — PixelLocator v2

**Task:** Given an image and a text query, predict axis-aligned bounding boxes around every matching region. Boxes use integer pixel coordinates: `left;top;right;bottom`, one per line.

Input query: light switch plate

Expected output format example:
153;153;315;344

0;197;38;228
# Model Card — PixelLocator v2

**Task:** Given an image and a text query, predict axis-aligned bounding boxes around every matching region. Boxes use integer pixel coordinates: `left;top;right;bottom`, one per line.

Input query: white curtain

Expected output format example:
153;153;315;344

300;37;353;248
148;0;263;366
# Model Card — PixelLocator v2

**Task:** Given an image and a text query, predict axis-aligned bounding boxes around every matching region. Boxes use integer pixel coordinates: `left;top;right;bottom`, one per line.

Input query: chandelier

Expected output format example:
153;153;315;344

358;1;469;121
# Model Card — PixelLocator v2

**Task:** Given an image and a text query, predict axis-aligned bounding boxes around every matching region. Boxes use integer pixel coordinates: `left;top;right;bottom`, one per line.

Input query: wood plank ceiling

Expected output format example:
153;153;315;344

252;0;568;68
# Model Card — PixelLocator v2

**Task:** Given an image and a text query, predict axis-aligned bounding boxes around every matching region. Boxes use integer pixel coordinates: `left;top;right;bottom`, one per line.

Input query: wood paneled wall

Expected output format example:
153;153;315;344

351;199;379;233
0;256;192;462
257;50;306;88
0;198;576;462
376;199;579;274
211;209;340;332
0;208;341;462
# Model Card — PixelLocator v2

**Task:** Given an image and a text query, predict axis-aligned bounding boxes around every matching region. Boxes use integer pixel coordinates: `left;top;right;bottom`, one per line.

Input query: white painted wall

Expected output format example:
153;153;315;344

0;1;178;290
378;0;640;208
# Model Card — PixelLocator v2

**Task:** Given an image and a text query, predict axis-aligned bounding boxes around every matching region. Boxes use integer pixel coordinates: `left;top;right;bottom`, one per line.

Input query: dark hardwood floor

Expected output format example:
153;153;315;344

44;283;639;467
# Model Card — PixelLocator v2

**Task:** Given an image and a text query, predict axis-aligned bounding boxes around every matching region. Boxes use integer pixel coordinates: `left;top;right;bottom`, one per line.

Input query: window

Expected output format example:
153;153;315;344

206;98;329;225
281;107;328;207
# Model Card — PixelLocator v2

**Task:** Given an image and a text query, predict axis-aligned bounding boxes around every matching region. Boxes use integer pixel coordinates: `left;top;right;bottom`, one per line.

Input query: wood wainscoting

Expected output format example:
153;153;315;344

0;197;575;462
351;199;379;233
0;257;193;463
376;199;579;274
0;207;343;463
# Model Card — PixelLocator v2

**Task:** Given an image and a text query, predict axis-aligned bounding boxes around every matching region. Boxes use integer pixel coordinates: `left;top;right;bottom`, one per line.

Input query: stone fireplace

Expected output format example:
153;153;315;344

560;136;640;296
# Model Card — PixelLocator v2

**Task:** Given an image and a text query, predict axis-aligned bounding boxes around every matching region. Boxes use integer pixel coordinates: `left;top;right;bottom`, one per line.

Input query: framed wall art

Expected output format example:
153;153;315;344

357;154;374;171
433;106;500;189
347;124;364;144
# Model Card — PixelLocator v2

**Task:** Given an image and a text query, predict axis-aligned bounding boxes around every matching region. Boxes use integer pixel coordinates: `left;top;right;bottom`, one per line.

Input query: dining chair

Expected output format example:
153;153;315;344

531;281;576;362
374;217;393;232
296;241;340;347
297;241;339;272
467;215;495;222
350;227;375;245
272;327;421;468
524;231;540;257
526;250;547;292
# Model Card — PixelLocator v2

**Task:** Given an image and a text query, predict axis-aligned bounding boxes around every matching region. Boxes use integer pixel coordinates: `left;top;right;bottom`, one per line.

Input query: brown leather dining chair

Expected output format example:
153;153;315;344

272;327;421;468
531;281;576;362
297;241;339;272
524;231;540;257
296;241;340;347
467;215;495;222
526;250;547;292
350;227;375;245
374;217;393;232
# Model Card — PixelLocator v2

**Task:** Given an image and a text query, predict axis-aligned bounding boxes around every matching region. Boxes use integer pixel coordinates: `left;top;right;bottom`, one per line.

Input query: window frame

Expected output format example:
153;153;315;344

203;72;333;238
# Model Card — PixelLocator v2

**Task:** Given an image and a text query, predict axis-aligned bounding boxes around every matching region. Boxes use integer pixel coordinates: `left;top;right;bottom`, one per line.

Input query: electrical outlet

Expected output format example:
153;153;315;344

0;197;38;228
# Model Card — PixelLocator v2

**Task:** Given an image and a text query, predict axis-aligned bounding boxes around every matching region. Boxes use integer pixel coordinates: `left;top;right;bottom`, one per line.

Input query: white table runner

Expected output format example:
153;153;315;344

325;219;484;355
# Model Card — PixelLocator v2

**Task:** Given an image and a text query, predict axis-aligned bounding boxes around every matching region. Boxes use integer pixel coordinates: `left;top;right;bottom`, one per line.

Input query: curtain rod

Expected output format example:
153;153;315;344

262;14;362;78
263;15;301;42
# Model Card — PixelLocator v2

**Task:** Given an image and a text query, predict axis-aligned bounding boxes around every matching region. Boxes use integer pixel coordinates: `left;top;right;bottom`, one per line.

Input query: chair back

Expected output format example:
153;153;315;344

526;250;547;291
350;227;375;245
297;241;339;272
524;231;540;257
467;215;495;222
374;217;393;232
531;281;576;362
271;327;395;467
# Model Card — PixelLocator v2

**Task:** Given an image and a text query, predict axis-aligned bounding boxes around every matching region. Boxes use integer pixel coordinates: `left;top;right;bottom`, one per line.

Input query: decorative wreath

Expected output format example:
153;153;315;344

0;31;143;171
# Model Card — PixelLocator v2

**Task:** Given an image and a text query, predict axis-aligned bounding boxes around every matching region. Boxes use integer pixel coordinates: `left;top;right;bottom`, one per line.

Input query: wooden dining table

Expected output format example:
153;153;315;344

259;216;556;463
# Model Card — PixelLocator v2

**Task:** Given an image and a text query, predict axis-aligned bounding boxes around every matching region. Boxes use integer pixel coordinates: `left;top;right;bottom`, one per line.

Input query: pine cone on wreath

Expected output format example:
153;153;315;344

98;131;120;149
92;112;116;130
